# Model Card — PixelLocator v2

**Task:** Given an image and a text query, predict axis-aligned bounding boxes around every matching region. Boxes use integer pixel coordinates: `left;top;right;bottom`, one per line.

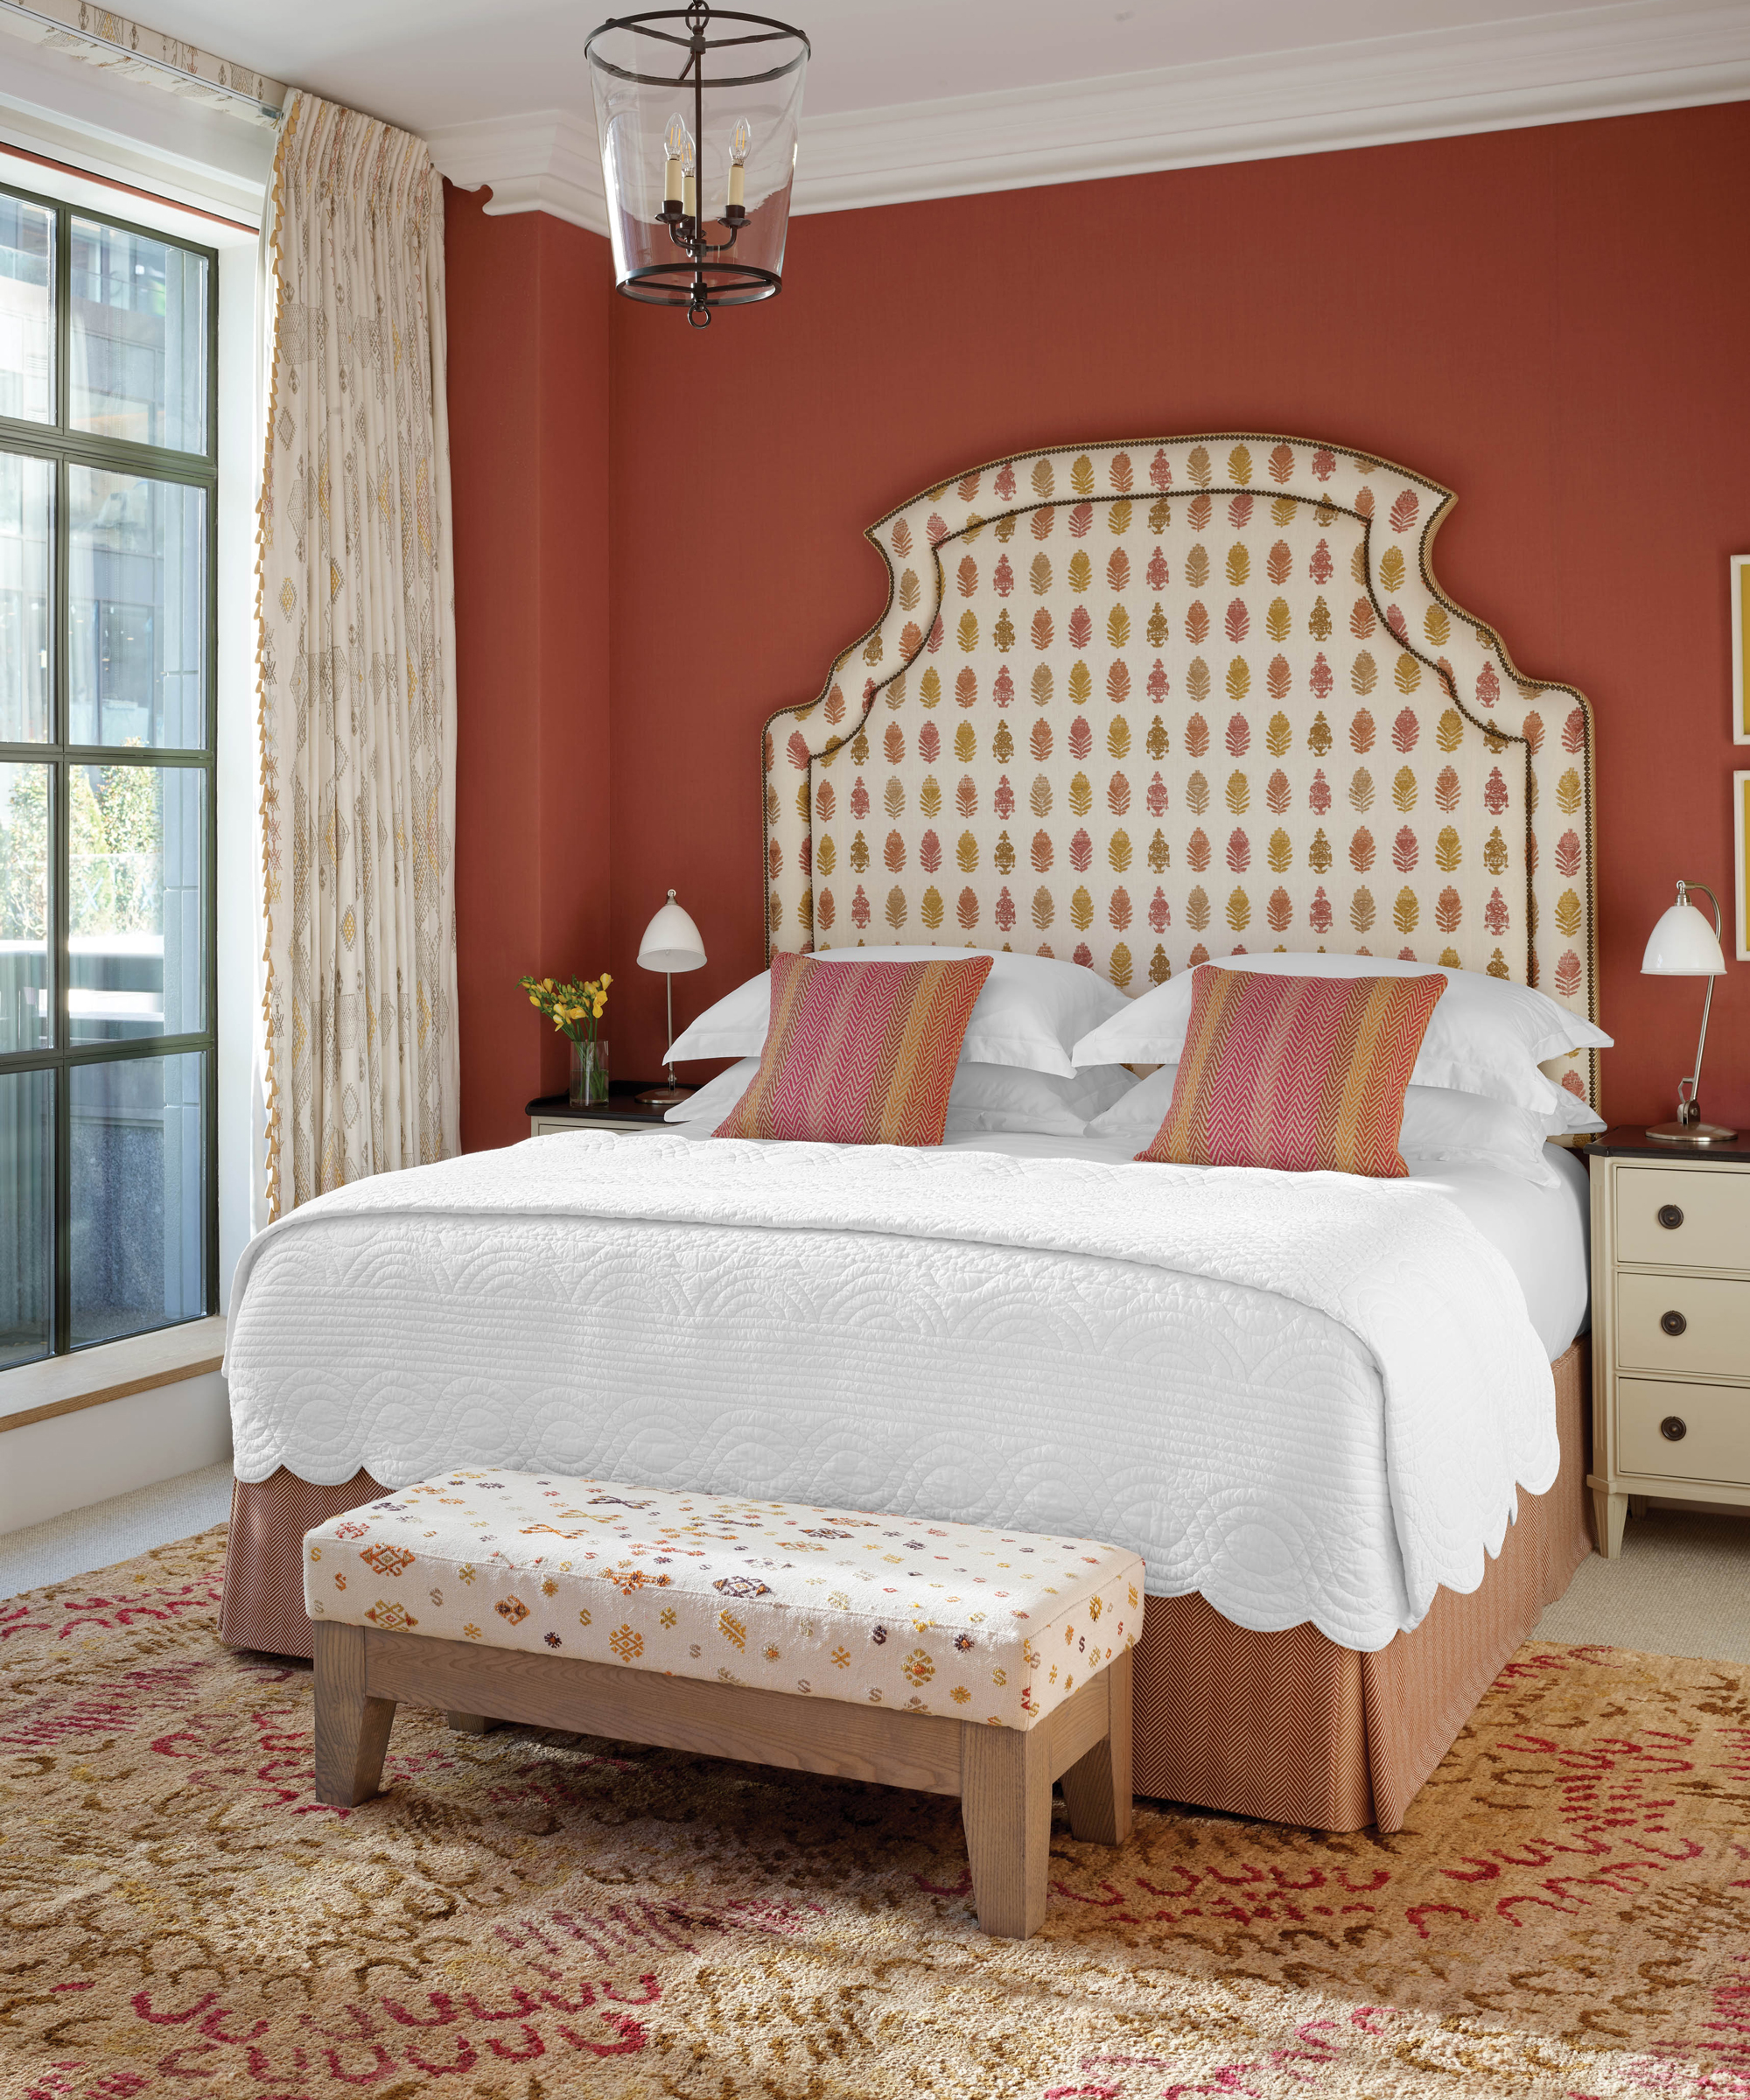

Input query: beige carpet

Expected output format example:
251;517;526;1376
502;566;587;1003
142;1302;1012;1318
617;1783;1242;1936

4;1527;1749;2099
1535;1506;1750;1665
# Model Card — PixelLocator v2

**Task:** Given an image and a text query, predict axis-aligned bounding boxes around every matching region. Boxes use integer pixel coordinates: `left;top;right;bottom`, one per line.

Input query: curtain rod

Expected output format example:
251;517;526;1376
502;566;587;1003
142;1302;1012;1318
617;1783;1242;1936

0;0;286;122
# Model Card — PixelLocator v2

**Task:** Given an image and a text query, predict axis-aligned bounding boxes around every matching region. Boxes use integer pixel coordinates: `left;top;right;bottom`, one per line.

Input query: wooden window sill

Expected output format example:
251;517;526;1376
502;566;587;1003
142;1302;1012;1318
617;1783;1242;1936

0;1317;228;1433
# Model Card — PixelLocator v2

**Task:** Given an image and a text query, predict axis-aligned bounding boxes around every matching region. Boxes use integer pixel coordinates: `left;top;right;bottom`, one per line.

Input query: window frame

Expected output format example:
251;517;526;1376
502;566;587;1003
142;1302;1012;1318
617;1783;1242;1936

0;173;219;1360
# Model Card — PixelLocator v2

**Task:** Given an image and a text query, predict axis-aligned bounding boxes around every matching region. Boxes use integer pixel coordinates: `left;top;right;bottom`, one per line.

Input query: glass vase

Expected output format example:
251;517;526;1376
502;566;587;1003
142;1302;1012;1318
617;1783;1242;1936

569;1037;608;1107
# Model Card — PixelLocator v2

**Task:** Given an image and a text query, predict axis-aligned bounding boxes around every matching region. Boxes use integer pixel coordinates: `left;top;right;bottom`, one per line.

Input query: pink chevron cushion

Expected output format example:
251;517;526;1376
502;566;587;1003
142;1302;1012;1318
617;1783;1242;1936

714;949;996;1145
1135;965;1447;1177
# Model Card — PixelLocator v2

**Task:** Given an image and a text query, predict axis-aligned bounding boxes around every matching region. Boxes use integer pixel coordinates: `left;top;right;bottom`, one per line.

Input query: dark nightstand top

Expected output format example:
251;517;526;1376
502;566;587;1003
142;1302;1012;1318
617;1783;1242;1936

524;1082;689;1128
1583;1124;1750;1161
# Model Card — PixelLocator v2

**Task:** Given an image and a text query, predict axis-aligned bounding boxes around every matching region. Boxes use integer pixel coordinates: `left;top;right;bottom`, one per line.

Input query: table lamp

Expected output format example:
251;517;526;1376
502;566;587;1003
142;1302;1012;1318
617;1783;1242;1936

1642;878;1735;1144
636;889;706;1105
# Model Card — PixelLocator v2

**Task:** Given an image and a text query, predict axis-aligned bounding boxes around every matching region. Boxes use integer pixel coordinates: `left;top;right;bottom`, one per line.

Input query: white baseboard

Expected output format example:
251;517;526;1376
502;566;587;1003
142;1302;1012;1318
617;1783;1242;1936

0;1371;232;1536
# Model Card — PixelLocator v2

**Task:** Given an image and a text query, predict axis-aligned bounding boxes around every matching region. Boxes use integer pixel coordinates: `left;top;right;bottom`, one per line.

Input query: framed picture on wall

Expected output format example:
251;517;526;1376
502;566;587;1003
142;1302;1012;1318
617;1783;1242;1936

1737;772;1750;961
1735;556;1750;744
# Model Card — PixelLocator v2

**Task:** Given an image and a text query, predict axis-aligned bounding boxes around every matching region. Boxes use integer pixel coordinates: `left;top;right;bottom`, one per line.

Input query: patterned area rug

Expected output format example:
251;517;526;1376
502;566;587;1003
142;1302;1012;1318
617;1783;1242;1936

4;1531;1748;2100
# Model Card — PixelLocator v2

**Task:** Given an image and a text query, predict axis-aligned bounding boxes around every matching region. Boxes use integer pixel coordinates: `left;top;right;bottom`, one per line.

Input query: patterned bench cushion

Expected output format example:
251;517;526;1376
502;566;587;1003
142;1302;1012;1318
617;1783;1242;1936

303;1470;1144;1732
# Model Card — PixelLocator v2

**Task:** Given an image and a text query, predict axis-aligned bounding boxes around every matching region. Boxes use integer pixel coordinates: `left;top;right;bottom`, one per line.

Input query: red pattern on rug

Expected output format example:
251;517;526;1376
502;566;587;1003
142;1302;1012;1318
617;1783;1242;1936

4;1529;1749;2099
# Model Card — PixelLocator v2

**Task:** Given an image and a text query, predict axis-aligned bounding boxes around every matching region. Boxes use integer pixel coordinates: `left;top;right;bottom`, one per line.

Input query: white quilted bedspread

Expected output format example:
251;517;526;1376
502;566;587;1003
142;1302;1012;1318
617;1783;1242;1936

224;1134;1558;1650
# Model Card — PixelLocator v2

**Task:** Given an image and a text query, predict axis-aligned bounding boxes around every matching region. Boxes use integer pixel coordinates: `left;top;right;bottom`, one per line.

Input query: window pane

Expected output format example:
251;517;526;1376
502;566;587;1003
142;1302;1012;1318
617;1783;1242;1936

70;1049;206;1346
68;762;203;1043
0;1064;53;1367
70;218;207;452
69;466;206;748
0;448;52;741
0;761;52;1054
0;193;53;426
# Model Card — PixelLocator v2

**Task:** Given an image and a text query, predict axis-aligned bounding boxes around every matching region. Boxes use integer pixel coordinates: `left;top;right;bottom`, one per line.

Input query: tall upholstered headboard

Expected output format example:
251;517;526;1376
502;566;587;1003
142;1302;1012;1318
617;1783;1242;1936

762;435;1600;1107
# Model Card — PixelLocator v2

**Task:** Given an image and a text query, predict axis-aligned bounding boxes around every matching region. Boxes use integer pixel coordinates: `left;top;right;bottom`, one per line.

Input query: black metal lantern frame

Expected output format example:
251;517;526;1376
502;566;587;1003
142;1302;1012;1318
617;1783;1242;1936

586;3;809;326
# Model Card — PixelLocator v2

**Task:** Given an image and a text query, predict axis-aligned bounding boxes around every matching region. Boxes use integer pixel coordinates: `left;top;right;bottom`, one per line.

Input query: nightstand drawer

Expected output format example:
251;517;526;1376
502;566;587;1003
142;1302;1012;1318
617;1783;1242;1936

1615;1165;1750;1270
1618;1376;1750;1484
1615;1270;1750;1378
530;1117;662;1138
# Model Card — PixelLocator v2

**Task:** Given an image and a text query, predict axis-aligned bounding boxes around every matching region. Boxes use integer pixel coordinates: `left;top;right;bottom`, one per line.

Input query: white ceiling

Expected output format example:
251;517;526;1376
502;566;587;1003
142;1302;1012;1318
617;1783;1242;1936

1;0;1746;228
35;0;1745;130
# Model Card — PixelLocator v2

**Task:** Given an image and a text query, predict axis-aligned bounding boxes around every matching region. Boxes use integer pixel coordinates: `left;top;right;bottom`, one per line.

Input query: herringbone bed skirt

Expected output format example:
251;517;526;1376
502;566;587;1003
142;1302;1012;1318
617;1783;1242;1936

217;1340;1589;1834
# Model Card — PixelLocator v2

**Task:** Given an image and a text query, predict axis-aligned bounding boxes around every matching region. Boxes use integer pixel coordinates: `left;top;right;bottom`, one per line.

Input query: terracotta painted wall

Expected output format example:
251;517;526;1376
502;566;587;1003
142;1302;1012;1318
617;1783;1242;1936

452;103;1750;1136
445;189;615;1150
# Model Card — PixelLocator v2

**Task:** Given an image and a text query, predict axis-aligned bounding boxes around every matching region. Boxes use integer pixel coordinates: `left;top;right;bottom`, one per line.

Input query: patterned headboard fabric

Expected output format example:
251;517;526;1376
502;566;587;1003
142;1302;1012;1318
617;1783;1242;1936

762;436;1600;1106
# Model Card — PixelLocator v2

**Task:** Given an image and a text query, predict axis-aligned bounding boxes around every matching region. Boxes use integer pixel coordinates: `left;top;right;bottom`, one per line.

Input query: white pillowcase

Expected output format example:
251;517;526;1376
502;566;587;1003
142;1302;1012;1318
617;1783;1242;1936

1544;1084;1606;1136
942;1061;1135;1138
1070;953;1610;1114
668;1057;1136;1139
664;1059;759;1126
1088;1064;1569;1187
666;948;1129;1080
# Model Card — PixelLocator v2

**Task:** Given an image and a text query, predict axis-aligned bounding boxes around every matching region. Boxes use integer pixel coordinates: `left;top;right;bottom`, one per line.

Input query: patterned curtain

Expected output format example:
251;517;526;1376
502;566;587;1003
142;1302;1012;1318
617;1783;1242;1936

256;91;460;1217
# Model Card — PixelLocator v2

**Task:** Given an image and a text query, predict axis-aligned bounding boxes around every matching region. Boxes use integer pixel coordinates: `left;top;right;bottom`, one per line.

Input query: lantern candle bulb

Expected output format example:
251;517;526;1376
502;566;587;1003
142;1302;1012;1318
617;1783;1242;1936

681;134;696;221
662;113;686;206
727;116;751;213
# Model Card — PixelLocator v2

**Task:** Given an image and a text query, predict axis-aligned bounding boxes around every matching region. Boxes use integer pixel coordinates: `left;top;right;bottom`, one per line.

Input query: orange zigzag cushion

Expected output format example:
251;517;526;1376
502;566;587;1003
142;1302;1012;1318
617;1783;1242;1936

715;949;995;1146
1136;965;1447;1177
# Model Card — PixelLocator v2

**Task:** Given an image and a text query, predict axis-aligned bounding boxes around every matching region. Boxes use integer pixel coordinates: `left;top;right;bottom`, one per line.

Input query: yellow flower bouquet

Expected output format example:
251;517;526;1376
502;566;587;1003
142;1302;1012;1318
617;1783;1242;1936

520;971;612;1105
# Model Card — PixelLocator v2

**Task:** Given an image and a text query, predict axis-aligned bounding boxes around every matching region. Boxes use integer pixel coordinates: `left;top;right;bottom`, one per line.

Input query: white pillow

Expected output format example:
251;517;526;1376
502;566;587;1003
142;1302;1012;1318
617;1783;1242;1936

1544;1082;1606;1136
666;948;1129;1080
668;1057;1135;1138
1088;1064;1566;1187
1070;954;1611;1114
665;1057;760;1124
942;1061;1134;1138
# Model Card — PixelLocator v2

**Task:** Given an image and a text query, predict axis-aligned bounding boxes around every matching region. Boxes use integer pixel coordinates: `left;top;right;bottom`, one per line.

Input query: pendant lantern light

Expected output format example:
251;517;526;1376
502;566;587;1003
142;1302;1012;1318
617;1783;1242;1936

586;4;809;326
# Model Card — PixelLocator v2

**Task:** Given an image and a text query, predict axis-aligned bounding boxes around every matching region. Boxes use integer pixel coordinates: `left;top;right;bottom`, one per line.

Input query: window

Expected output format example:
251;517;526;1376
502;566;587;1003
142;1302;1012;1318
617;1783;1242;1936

0;180;216;1367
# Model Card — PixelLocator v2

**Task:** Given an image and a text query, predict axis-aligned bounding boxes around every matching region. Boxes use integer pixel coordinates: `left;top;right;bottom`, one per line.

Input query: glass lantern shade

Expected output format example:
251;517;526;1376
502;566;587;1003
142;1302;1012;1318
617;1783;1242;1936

586;5;808;325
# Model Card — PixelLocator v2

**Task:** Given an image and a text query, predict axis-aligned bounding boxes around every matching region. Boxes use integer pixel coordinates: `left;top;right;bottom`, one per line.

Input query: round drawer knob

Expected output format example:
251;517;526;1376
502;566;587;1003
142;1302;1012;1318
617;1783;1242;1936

1661;1310;1689;1337
1657;1204;1684;1230
1661;1415;1688;1441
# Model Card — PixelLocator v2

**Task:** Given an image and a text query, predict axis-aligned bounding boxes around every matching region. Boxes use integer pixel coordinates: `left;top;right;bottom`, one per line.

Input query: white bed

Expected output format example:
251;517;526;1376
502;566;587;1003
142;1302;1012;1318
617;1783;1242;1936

220;430;1603;1832
223;1129;1583;1655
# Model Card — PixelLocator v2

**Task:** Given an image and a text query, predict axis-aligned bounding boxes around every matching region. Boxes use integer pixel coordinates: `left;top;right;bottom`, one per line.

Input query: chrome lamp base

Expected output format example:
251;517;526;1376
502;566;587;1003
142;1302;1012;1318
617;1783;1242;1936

638;1084;694;1106
1646;1118;1739;1144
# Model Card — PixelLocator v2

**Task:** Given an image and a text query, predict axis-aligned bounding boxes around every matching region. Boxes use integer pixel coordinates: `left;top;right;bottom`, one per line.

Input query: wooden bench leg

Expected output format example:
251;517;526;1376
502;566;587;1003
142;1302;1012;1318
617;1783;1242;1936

313;1621;397;1807
444;1712;496;1735
1058;1648;1133;1847
961;1719;1052;1939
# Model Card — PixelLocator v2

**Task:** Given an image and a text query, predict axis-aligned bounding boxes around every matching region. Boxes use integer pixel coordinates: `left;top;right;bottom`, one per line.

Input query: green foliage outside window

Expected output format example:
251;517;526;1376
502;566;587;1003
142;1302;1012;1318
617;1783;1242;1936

0;747;164;940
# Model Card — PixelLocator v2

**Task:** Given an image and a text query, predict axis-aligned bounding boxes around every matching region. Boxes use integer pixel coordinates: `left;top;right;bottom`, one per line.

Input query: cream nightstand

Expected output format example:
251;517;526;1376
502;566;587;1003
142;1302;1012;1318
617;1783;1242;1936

1586;1128;1750;1557
525;1088;682;1138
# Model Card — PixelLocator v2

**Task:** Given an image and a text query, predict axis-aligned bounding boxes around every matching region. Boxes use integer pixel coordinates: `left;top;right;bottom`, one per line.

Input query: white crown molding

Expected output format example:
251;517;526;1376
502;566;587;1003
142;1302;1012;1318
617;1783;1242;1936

430;0;1750;234
426;110;610;236
806;0;1750;209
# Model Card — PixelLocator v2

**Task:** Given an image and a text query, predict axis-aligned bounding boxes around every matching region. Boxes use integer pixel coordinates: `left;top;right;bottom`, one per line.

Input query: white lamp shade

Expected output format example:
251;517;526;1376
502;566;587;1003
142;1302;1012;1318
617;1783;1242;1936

637;892;706;974
1642;898;1726;976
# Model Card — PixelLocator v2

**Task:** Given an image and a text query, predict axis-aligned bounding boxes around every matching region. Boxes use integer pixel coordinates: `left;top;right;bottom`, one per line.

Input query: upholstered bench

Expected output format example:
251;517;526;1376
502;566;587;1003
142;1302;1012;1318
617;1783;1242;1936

304;1469;1143;1938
